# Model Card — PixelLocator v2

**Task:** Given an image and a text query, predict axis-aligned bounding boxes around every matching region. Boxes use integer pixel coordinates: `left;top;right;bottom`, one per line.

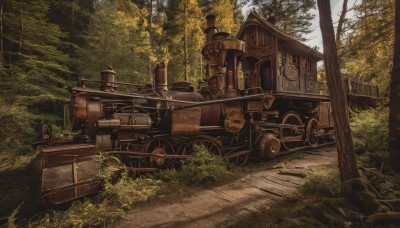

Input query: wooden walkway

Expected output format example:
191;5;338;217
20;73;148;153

114;146;338;228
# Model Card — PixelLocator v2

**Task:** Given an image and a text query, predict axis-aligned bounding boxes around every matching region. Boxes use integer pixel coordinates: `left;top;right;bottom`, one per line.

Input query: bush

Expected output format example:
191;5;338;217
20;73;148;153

157;145;231;185
100;177;163;210
179;145;232;185
350;107;388;154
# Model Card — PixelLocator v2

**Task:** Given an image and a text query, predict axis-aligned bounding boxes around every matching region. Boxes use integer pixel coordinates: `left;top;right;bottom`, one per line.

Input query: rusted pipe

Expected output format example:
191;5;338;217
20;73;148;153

100;67;116;92
154;62;168;91
205;15;218;44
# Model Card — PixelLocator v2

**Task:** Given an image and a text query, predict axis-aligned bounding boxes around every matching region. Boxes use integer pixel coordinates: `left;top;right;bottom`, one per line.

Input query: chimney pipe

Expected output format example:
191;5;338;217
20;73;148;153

205;14;218;43
100;67;116;92
154;62;168;91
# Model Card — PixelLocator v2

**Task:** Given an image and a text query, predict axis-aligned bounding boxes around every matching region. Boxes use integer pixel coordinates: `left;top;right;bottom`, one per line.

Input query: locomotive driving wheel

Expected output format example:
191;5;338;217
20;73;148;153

306;118;321;147
280;112;304;151
142;137;176;168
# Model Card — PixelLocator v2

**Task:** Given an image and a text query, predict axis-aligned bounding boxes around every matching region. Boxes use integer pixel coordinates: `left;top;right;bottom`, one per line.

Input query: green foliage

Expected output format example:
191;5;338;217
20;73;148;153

101;177;162;210
163;0;205;83
340;0;395;95
211;0;240;34
350;107;389;154
171;145;231;185
248;0;316;41
77;0;152;84
1;203;22;228
0;153;39;225
350;191;381;215
32;200;124;227
303;172;340;197
31;167;163;227
0;0;71;154
0;98;34;154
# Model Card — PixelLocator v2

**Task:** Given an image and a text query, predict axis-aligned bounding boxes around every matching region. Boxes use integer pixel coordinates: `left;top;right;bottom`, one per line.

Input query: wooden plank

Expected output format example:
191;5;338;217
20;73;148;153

253;172;302;189
303;151;336;157
265;172;304;185
240;176;295;197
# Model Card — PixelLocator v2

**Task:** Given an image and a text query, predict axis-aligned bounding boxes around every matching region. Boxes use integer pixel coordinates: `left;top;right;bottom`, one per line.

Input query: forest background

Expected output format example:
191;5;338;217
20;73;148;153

0;0;394;156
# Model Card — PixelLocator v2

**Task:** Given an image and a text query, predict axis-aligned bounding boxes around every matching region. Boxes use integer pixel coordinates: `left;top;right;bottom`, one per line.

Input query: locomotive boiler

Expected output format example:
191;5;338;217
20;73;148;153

35;13;377;205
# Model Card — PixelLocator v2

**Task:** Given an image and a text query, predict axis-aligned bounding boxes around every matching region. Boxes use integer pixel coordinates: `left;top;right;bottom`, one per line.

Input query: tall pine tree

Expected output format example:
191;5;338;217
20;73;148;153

77;0;151;84
163;0;204;82
0;0;70;153
249;0;316;41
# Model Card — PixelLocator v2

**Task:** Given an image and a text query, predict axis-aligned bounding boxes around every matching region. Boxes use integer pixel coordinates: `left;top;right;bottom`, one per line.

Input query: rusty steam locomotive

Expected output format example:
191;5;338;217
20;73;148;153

36;13;378;205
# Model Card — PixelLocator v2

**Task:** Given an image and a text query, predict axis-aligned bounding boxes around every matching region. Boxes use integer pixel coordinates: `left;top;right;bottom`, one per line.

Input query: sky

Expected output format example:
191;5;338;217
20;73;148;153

242;0;358;51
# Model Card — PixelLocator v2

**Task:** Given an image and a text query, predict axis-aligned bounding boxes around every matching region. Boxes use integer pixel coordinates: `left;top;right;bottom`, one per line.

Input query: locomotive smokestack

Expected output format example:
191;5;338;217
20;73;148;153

100;67;116;92
206;14;216;28
205;15;218;44
154;62;168;92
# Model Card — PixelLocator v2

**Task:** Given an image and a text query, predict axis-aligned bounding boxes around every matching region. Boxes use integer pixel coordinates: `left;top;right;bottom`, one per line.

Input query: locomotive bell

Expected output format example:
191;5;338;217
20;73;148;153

100;67;116;92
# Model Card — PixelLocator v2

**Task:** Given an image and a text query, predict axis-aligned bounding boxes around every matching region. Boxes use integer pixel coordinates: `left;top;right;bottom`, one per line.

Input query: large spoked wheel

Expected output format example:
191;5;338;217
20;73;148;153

142;137;176;168
280;112;304;151
306;118;321;147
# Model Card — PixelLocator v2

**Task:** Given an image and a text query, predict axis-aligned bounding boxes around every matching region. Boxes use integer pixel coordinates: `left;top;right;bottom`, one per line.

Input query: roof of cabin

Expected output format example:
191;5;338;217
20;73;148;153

236;12;323;60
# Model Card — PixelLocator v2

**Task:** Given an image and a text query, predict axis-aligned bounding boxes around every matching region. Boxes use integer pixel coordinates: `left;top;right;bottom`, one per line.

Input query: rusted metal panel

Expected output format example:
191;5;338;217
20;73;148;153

171;108;201;135
39;144;101;205
40;144;96;168
200;104;222;126
246;100;263;111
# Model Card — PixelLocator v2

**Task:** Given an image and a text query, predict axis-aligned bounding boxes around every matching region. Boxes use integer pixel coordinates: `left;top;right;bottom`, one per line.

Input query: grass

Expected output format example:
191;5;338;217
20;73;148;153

231;170;400;228
0;151;39;224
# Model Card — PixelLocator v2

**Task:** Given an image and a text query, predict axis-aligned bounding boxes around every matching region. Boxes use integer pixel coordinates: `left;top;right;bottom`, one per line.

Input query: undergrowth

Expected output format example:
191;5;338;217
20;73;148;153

303;171;340;197
350;107;390;170
156;145;232;185
29;166;163;227
232;170;400;228
4;145;231;227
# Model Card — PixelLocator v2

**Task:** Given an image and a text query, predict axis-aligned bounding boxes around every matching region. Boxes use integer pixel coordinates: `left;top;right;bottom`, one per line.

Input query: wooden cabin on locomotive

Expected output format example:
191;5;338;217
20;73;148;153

237;12;321;95
227;12;335;152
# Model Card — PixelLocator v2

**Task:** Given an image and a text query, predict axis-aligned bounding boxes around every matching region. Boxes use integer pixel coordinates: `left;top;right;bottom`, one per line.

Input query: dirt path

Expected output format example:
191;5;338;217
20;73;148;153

114;146;338;228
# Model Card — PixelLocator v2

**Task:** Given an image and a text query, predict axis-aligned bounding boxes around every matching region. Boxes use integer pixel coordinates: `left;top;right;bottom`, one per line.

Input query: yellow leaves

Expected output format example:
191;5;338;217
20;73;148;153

115;11;140;30
212;0;239;34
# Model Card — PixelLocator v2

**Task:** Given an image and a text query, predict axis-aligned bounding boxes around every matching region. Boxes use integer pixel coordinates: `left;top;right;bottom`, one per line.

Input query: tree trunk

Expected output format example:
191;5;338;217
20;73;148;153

148;0;153;80
317;0;361;195
335;0;348;50
389;0;400;172
0;3;3;64
183;0;188;81
19;2;23;55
